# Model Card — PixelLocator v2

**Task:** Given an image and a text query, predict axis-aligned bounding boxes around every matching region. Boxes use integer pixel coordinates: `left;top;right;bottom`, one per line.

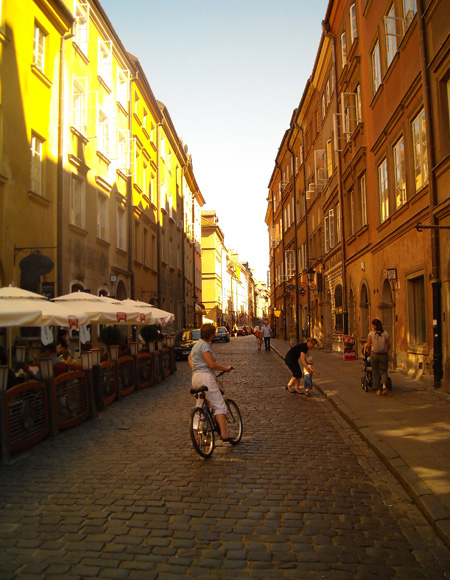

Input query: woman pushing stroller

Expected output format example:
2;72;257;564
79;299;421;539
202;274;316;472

365;319;391;396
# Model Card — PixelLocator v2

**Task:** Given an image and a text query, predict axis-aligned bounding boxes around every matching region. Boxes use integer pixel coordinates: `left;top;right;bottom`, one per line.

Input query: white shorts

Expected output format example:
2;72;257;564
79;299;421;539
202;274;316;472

192;372;227;415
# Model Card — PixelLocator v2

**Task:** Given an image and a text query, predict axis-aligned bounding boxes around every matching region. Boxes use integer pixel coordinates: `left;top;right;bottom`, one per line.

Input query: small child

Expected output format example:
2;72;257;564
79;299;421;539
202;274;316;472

302;355;320;396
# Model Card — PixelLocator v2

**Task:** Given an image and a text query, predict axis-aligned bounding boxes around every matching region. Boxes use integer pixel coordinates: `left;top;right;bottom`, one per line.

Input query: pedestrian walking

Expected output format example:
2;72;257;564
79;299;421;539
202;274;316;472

255;326;263;351
261;319;273;351
284;337;318;393
365;318;390;396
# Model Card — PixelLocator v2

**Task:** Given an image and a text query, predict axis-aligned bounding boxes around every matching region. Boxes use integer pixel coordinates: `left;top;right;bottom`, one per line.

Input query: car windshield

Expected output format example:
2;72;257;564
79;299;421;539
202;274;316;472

191;330;201;340
217;327;226;333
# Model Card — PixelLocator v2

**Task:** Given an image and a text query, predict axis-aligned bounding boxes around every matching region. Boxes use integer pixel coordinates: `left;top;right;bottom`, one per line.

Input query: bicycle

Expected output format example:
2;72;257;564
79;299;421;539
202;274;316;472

189;370;243;458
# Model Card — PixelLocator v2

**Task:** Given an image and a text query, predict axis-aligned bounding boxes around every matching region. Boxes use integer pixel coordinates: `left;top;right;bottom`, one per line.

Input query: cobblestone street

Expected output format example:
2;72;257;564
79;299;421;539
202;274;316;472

1;336;449;579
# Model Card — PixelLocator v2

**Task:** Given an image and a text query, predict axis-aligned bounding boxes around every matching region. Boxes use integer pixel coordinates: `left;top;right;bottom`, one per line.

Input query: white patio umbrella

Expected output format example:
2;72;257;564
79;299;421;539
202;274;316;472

53;291;143;325
0;287;90;329
120;299;175;325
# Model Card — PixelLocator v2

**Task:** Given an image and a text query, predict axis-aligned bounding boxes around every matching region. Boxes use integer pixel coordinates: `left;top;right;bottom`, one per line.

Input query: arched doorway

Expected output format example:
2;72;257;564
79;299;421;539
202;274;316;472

360;283;369;341
381;278;394;365
348;289;356;336
115;280;128;300
323;290;332;348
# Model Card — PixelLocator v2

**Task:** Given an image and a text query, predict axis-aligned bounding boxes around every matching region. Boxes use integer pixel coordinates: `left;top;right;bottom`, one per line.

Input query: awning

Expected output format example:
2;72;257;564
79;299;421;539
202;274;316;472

195;303;206;314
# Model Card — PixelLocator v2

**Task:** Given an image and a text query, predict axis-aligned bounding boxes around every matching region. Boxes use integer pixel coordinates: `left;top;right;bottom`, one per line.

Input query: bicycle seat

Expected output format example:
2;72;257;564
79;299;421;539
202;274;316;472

190;385;209;395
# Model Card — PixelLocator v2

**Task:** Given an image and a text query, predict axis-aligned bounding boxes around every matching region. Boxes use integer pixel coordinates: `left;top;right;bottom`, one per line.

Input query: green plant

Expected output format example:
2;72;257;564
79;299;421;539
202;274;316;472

140;324;159;344
99;325;123;347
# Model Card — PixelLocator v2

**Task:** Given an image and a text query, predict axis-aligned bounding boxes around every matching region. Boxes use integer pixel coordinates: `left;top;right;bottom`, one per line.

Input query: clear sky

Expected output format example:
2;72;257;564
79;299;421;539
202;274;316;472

103;0;329;282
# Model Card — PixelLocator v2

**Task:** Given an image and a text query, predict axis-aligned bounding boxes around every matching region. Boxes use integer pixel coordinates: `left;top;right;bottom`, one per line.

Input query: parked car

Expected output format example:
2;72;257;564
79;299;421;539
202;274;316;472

236;326;246;336
174;329;201;360
213;326;230;343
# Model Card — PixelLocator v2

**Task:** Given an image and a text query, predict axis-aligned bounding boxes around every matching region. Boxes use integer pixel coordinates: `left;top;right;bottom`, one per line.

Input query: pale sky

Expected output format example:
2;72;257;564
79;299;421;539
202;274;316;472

103;0;329;282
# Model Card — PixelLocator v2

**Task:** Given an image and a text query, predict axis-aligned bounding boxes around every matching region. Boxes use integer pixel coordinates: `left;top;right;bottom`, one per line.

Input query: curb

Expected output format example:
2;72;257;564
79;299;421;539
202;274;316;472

271;344;450;551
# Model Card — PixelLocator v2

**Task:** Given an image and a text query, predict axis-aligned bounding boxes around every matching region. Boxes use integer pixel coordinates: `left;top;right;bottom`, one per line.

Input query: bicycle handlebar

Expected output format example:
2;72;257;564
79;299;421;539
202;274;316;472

216;367;233;378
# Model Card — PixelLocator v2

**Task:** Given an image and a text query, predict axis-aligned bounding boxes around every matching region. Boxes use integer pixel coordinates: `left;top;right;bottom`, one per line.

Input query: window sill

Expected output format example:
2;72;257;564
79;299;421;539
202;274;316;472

69;223;88;236
369;83;384;109
28;190;50;206
96;237;110;248
31;65;52;88
97;75;112;93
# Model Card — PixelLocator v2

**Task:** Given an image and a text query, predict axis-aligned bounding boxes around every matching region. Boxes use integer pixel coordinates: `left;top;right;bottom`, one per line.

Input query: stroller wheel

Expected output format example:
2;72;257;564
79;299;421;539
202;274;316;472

361;377;368;392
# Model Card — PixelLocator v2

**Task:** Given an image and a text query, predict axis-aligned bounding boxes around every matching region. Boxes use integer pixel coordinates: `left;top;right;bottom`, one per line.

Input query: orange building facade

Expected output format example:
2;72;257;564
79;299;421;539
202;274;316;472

266;0;450;389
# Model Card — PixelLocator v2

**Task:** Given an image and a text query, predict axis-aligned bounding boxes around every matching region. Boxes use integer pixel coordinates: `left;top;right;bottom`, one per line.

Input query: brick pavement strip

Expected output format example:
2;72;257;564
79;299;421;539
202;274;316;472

0;337;449;579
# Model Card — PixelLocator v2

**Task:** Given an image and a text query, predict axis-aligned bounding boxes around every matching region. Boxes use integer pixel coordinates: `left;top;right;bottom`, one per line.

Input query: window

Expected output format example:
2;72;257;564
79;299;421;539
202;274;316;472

118;129;130;172
74;2;89;54
70;175;84;228
350;4;357;43
326;80;331;106
356;84;362;123
30;134;44;195
412;109;428;191
150;174;156;205
393;137;406;207
403;0;417;26
160;136;165;160
327;140;333;177
143;108;148;131
360;174;367;226
322;94;326;119
98;39;112;85
33;23;46;72
350;190;355;235
97;107;110;156
378;158;389;222
386;4;397;67
324;208;335;252
407;274;426;344
117;69;129;108
134;92;139;116
97;192;108;240
336;203;341;242
341;32;347;68
143;228;149;266
117;204;126;250
72;76;87;134
372;41;381;94
143;161;148;196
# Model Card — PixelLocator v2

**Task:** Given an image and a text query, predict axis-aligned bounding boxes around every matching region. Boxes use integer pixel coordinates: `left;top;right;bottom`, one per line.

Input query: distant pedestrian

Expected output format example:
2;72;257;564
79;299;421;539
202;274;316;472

365;319;390;396
284;338;318;394
255;326;263;351
261;319;272;351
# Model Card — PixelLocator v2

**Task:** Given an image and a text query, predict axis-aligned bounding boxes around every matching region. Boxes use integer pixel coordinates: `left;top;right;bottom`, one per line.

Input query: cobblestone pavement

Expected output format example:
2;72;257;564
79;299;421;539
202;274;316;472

1;336;449;579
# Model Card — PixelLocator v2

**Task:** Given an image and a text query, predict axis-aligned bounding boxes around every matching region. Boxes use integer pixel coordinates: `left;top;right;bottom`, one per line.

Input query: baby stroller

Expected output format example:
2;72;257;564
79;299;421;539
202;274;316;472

361;348;392;392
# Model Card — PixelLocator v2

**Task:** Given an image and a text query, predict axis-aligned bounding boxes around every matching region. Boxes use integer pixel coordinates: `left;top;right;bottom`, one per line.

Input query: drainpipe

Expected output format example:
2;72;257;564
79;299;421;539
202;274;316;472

322;21;349;335
277;162;287;341
156;122;163;308
180;167;186;329
294;123;310;337
417;1;442;387
128;73;138;301
57;33;74;297
287;131;301;342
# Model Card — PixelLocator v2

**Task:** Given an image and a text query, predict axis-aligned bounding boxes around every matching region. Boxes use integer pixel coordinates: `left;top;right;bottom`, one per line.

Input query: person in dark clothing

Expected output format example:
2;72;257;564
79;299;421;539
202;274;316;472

284;338;318;394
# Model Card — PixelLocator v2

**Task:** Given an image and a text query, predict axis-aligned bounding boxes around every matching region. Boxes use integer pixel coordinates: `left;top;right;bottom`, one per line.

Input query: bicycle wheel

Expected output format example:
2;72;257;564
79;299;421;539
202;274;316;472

225;399;243;445
190;407;215;458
